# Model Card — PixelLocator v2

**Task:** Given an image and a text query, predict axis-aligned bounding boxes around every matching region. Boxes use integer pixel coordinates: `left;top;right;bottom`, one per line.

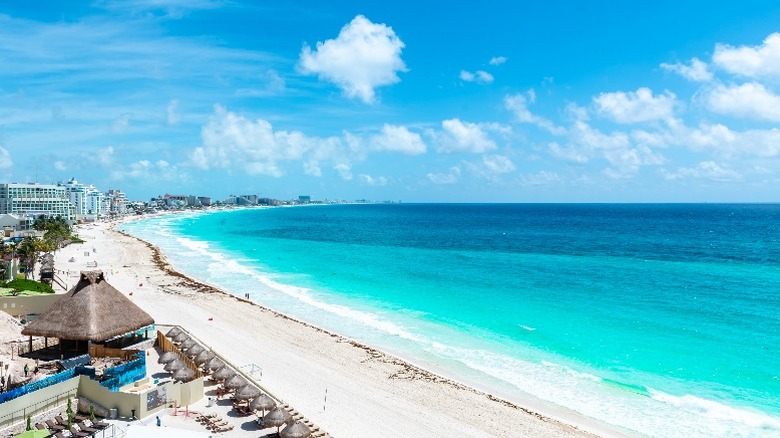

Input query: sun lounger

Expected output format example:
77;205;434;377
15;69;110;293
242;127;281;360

211;424;234;432
90;419;109;429
45;420;65;431
69;426;90;437
77;421;99;434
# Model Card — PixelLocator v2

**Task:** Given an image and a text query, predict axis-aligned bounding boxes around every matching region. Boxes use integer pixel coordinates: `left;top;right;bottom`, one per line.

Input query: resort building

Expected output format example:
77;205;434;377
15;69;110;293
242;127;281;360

105;189;130;215
0;183;75;221
59;178;105;220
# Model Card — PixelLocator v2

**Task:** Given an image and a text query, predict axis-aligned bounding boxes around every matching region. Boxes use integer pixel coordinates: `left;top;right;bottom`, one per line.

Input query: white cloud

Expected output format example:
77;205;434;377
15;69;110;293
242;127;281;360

482;154;515;174
705;82;780;122
166;99;180;126
713;33;780;78
370;124;427;155
359;174;388;186
679;122;780;158
0;146;12;169
662;161;742;182
593;87;677;123
517;171;561;187
333;163;353;180
112;113;132;133
660;58;713;82
436;118;497;153
460;70;494;84
190;105;344;176
548;121;665;177
426;166;461;184
489;56;507;66
111;159;184;181
504;90;565;134
298;15;406;103
303;160;322;176
54;161;67;171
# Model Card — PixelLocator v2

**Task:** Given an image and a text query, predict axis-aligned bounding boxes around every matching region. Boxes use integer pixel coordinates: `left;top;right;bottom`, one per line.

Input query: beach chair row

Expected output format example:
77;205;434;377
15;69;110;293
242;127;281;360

195;412;234;433
35;414;110;437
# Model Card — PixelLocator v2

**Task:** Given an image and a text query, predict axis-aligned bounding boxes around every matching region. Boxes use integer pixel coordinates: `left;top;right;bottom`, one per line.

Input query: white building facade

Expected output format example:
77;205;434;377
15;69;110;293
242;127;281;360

59;178;105;219
0;183;75;221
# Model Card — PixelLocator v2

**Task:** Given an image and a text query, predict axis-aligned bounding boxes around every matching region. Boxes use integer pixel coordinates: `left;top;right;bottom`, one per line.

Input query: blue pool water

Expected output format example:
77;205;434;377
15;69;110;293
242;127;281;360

120;204;780;437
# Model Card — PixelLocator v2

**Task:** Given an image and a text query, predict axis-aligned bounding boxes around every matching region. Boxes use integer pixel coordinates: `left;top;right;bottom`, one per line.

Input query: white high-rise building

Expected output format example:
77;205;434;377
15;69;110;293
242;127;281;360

105;189;130;214
59;178;105;218
0;183;75;220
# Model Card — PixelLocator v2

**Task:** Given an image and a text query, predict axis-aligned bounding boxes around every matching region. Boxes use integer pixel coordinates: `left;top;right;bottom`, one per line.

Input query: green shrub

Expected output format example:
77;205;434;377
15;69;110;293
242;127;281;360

1;279;54;294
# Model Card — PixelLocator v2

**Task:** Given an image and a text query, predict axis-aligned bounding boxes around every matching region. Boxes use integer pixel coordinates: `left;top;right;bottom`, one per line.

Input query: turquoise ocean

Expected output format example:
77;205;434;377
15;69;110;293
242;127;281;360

120;204;780;437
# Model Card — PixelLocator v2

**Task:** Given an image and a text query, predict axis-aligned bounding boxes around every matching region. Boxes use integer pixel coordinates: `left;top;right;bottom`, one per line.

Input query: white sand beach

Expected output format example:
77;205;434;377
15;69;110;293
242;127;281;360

51;219;611;438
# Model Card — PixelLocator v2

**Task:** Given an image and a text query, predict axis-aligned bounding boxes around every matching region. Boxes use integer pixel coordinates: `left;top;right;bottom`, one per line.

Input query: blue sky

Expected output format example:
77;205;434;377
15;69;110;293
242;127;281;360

3;1;780;202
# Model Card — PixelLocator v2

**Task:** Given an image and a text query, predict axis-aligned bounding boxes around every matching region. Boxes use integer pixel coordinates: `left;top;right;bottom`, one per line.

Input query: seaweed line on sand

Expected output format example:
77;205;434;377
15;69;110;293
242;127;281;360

112;226;594;435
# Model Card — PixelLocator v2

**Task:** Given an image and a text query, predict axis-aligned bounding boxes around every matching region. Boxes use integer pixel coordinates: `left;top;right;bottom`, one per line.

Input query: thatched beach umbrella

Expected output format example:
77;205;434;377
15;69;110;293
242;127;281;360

172;367;196;382
224;375;247;391
281;421;312;438
263;407;292;434
180;339;196;350
157;351;179;364
234;384;261;401
166;327;182;338
212;366;235;381
164;359;185;372
186;344;205;358
205;357;225;371
194;350;214;365
250;393;276;415
173;332;189;344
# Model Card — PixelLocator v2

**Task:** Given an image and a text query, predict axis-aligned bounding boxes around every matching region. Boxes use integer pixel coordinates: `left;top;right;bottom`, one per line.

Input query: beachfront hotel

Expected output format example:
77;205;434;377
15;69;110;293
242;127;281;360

0;270;328;437
0;183;75;222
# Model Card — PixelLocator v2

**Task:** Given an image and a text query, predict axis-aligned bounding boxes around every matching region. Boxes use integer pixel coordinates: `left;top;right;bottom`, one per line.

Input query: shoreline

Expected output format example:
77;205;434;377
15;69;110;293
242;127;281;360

62;215;618;437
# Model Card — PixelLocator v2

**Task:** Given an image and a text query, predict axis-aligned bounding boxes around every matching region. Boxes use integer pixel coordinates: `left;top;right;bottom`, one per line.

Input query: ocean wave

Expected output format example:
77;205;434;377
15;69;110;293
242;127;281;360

650;389;780;430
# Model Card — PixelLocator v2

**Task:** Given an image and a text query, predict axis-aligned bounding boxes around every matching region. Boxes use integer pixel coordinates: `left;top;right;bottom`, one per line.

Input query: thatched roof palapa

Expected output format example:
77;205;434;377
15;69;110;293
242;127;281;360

22;271;154;342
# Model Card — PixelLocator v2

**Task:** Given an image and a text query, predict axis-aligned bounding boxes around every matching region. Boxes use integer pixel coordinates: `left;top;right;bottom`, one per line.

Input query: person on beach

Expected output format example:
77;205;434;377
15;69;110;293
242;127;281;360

23;364;28;377
156;416;161;427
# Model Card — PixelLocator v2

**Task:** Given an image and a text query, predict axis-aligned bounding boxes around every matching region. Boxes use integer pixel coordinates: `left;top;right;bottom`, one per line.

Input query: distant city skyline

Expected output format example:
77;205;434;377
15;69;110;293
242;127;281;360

3;1;780;202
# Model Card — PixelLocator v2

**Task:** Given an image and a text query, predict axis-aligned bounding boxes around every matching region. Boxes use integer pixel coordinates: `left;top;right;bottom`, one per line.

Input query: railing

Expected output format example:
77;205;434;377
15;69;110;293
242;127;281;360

0;387;77;430
100;353;146;392
0;368;78;404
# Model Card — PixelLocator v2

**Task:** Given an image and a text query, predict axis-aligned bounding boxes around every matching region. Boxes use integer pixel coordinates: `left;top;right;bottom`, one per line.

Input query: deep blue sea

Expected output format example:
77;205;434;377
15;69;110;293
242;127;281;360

120;204;780;437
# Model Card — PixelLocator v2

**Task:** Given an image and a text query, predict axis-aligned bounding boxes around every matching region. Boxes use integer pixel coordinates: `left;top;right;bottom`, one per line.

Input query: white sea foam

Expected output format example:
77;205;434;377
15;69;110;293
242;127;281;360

650;389;780;430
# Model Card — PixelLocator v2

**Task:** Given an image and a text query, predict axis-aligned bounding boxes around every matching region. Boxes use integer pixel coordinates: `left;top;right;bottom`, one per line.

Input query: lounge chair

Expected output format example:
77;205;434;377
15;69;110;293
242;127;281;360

90;419;109;429
45;420;65;431
77;421;98;434
69;426;90;437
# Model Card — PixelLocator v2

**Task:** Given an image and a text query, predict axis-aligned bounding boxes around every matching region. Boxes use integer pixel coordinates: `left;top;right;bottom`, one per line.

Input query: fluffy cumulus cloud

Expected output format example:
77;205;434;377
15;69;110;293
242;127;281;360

426;166;461;184
460;70;494;84
504;90;564;134
662;161;742;182
298;15;406;103
548;121;666;177
660;58;713;82
190;105;343;176
593;87;677;123
435;118;497;153
713;33;780;78
359;174;388;186
705;82;780;122
111;159;184;181
370;124;427;155
482;154;515;174
333;163;353;180
489;56;507;66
